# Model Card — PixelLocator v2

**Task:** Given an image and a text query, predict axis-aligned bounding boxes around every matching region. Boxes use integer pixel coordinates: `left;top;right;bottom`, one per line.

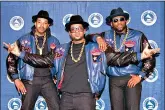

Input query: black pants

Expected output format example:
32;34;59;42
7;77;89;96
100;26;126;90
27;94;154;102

109;75;142;110
21;76;60;110
60;92;96;110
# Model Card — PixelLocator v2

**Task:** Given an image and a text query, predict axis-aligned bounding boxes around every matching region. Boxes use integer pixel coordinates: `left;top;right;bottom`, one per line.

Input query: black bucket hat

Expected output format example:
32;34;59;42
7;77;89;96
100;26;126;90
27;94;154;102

32;10;53;26
106;7;129;26
65;15;89;32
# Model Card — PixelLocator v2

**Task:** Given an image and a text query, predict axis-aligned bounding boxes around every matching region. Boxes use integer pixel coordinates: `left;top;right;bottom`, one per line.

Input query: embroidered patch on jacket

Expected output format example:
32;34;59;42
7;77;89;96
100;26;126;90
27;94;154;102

50;43;56;49
8;66;15;72
91;49;102;62
21;40;30;46
54;47;65;59
143;39;148;48
20;40;31;52
144;62;151;69
21;45;31;53
8;56;12;62
125;40;136;52
105;38;114;47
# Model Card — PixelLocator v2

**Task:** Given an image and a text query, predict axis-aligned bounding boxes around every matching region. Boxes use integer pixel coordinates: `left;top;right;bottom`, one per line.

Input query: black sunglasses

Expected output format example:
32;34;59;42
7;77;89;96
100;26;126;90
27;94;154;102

112;17;125;23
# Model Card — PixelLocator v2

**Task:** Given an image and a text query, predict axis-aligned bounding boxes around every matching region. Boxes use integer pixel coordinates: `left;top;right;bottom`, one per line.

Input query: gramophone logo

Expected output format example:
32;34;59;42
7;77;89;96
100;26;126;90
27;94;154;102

148;40;158;49
96;98;105;110
123;10;131;25
8;98;22;110
145;68;158;83
35;96;48;110
7;74;14;84
63;14;74;26
9;16;24;31
143;97;158;110
141;10;157;26
88;13;103;28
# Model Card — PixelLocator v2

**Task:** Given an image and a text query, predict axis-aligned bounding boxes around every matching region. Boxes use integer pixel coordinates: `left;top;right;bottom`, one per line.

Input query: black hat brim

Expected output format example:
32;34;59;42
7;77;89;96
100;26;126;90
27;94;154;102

65;21;89;32
106;13;129;23
32;15;53;26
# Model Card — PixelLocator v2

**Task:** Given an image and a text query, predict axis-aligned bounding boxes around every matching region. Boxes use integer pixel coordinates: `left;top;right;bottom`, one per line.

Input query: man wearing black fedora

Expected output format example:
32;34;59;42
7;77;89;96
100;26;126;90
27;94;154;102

4;14;160;110
97;7;157;110
6;10;60;110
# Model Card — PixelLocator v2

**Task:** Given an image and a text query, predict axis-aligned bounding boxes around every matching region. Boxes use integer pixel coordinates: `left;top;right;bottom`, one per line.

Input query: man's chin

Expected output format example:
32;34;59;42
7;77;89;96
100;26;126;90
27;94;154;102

116;28;124;32
73;39;82;41
72;37;83;41
38;30;46;34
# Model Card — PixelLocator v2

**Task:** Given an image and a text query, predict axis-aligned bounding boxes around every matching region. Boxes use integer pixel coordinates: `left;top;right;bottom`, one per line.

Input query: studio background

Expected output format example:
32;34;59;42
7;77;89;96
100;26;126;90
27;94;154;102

1;1;164;110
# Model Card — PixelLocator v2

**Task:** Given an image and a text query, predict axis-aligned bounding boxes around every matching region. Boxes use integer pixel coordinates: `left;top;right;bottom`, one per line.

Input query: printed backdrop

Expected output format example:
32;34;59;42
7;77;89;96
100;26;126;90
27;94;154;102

1;1;164;110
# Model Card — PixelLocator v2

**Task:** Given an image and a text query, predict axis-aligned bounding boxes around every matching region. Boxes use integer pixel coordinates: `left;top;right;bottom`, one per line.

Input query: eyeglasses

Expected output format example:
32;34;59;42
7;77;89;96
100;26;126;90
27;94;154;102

112;17;125;23
70;26;84;33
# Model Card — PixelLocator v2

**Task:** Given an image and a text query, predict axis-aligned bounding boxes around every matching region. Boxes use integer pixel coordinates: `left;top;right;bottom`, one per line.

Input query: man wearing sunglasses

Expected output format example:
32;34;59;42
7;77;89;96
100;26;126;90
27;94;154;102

93;7;157;110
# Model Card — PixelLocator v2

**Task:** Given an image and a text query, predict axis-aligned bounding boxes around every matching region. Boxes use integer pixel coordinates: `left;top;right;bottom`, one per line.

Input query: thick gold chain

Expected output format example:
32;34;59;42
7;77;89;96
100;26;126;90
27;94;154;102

114;28;129;52
35;33;46;55
70;40;85;63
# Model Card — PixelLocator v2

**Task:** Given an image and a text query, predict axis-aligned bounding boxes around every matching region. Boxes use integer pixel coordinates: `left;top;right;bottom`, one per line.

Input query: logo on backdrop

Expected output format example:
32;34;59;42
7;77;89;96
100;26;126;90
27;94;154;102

143;97;158;110
96;98;105;110
124;10;131;25
35;96;48;110
141;10;157;26
145;68;158;83
63;14;74;26
7;75;14;84
9;16;24;31
8;98;22;110
88;13;103;28
148;40;158;49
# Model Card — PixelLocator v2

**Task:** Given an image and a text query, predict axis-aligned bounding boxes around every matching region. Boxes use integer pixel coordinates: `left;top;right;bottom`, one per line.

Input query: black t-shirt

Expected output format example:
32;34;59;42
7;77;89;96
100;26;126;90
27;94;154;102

34;36;51;77
61;43;91;93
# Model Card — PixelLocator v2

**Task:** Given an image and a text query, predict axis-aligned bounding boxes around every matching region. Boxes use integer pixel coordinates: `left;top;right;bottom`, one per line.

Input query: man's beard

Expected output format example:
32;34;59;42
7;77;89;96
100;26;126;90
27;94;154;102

113;25;127;33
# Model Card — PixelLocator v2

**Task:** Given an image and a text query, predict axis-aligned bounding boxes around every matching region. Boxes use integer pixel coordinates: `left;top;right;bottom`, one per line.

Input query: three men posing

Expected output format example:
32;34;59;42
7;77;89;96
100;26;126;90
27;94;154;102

5;8;159;110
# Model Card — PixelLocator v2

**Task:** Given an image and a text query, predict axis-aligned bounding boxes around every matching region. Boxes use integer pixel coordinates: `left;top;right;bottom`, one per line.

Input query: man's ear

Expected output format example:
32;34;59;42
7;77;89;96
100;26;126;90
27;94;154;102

68;31;71;36
84;29;86;33
34;22;36;27
110;22;113;27
48;24;50;27
126;20;129;24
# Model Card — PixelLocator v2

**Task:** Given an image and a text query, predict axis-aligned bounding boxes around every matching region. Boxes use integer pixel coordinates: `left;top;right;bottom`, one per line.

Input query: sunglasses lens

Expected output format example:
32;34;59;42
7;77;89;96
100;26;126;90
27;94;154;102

70;27;84;33
120;18;125;21
113;17;125;23
113;19;118;23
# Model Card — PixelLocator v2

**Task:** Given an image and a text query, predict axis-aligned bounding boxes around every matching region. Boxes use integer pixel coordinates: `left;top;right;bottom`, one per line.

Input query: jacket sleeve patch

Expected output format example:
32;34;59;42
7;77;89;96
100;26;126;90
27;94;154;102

125;40;136;52
91;49;102;62
54;47;65;59
20;40;31;52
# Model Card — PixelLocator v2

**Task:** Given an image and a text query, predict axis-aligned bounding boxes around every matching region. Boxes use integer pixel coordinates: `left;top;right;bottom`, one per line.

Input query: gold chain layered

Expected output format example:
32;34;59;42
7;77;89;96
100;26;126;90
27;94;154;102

35;33;46;55
70;40;86;63
114;28;129;52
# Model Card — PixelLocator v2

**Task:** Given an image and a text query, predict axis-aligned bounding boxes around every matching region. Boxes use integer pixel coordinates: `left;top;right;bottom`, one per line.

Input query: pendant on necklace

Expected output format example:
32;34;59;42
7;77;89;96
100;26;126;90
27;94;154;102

39;48;42;55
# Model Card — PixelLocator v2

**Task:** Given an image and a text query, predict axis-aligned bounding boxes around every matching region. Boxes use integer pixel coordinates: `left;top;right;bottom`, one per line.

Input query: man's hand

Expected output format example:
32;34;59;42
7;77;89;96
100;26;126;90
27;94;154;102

127;74;141;88
3;42;21;56
96;36;107;52
141;43;160;59
14;79;27;95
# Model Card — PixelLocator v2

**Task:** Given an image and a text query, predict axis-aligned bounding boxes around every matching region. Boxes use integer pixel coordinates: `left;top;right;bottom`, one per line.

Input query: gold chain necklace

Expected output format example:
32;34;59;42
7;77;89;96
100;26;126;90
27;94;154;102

114;28;129;52
70;40;86;63
35;33;46;55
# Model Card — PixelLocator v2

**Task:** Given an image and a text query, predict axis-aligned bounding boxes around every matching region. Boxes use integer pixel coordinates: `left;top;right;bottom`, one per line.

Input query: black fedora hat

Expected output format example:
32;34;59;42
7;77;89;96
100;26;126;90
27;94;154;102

65;15;89;32
32;10;53;26
106;7;129;25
